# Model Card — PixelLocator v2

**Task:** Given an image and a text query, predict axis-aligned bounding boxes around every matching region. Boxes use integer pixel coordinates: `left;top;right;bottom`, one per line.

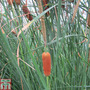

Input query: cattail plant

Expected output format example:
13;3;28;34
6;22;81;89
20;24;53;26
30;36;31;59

42;52;51;76
15;0;21;5
7;0;14;5
22;5;33;21
42;0;49;16
87;8;90;27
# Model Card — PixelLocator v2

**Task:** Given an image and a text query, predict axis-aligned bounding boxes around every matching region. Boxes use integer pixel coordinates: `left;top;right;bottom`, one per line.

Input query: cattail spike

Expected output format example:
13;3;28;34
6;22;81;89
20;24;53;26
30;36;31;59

43;0;49;16
42;52;51;76
61;0;65;8
71;0;74;2
22;5;33;21
15;0;21;5
7;0;14;5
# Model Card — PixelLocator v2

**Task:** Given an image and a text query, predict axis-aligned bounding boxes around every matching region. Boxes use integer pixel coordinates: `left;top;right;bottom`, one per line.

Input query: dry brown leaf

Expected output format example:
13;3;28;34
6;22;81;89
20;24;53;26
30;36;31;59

19;58;36;70
87;8;90;26
1;27;5;34
17;21;33;37
54;6;58;21
89;44;90;48
71;0;81;23
20;78;23;90
11;30;17;34
17;38;22;66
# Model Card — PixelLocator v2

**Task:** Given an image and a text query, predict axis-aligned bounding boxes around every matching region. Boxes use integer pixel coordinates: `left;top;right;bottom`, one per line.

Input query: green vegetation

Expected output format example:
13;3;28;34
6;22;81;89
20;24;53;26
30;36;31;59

0;0;90;90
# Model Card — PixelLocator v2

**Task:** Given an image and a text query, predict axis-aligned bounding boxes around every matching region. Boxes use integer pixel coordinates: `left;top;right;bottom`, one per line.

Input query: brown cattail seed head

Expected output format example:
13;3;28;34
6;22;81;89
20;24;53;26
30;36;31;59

42;0;50;16
45;6;49;16
43;0;48;5
61;0;65;8
7;0;14;5
15;0;21;5
42;52;51;76
70;0;74;2
22;5;33;21
87;8;90;27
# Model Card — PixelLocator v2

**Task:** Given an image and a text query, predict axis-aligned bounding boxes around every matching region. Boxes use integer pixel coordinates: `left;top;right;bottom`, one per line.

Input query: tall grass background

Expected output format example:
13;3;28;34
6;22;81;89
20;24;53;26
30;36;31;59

0;0;90;90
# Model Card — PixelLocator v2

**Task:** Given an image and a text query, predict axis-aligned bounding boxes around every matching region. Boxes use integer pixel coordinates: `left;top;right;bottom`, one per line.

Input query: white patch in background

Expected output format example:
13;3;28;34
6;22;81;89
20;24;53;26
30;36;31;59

0;3;5;13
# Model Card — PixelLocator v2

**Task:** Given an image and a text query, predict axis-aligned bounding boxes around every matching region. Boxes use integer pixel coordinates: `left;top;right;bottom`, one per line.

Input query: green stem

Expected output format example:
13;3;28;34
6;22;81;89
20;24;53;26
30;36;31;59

45;46;47;53
47;76;49;90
